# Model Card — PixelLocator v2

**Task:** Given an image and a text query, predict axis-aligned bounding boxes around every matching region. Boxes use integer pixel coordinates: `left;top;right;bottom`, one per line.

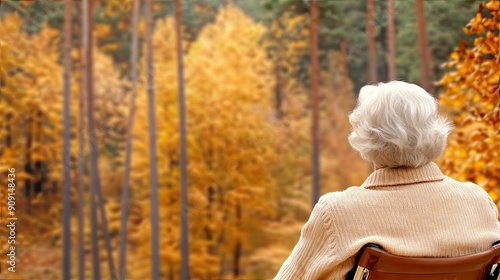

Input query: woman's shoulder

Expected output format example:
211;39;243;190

442;176;496;206
442;176;491;196
317;186;372;209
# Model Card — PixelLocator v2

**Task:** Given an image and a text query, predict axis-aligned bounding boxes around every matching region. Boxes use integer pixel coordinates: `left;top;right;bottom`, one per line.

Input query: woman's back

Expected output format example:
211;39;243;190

328;163;500;259
275;163;500;280
274;82;500;280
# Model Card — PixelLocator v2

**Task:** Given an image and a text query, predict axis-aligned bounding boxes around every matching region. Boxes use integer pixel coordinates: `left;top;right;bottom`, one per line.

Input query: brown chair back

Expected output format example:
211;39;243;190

351;243;500;280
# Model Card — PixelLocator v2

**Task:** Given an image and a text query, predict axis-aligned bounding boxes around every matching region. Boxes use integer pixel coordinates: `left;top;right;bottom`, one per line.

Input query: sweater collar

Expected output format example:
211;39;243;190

361;162;445;188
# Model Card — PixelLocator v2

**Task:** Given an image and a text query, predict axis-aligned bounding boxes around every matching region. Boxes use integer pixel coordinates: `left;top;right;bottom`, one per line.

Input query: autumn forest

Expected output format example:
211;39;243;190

0;0;499;279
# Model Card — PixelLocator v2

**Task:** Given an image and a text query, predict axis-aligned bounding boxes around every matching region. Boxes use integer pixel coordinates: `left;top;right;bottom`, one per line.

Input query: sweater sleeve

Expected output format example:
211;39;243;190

274;196;336;280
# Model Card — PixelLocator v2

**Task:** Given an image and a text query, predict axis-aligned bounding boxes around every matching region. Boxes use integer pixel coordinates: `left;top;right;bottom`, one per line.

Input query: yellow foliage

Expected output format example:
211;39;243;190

128;6;278;279
438;0;500;206
269;11;309;77
0;12;130;278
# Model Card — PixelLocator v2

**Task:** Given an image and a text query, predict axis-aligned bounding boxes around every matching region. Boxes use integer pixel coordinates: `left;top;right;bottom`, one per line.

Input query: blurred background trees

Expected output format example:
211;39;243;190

0;0;498;279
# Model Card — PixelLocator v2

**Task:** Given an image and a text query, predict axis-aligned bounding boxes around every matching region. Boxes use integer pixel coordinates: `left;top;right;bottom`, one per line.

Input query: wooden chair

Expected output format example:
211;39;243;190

349;242;500;280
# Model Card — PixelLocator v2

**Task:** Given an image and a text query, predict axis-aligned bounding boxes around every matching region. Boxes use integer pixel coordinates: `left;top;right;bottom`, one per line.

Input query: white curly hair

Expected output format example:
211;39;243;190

348;81;453;168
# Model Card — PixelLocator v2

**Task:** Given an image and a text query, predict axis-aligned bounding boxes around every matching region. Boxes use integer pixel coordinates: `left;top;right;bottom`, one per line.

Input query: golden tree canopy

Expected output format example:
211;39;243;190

439;0;500;202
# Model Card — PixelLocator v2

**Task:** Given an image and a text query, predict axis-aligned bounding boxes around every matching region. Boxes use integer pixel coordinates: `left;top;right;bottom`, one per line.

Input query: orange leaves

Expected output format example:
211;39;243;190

487;0;500;11
450;51;460;61
456;2;500;103
465;1;500;35
438;0;500;206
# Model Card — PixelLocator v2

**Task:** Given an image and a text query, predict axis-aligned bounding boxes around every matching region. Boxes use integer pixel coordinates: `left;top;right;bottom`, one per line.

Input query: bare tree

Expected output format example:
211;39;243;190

62;0;73;278
118;0;141;278
387;0;397;80
366;0;377;83
145;0;160;279
416;0;431;92
310;0;320;207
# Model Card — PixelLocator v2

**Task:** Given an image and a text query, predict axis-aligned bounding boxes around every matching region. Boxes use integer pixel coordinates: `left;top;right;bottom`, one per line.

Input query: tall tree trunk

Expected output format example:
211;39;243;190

415;0;431;92
82;0;100;278
77;8;86;279
174;0;189;279
76;6;86;280
83;0;117;279
90;0;117;277
366;0;377;83
310;0;320;207
145;0;160;279
387;0;397;80
118;0;140;278
62;0;73;279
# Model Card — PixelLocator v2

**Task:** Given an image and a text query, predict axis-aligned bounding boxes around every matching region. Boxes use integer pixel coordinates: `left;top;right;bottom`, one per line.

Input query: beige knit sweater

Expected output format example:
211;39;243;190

274;162;500;280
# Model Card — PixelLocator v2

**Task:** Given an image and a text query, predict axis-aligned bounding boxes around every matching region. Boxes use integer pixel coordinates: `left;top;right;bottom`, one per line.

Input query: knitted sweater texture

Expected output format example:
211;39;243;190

274;162;500;280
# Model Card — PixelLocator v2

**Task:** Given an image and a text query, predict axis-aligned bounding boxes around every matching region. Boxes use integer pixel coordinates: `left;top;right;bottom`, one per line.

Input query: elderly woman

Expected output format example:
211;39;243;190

275;81;500;279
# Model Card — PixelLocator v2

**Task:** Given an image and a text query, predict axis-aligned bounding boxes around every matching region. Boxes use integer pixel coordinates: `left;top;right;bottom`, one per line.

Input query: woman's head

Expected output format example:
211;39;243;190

348;81;452;168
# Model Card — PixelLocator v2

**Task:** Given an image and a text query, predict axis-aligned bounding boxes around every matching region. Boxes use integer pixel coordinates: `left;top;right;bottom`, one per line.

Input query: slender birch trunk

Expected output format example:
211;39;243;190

82;0;100;278
175;0;189;279
83;0;117;278
144;0;160;278
118;0;141;278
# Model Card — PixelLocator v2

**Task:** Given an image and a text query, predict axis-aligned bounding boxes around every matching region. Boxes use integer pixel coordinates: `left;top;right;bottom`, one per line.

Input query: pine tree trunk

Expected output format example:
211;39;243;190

310;0;320;208
387;0;397;80
145;0;160;279
90;0;117;276
83;0;117;278
175;0;189;278
415;0;431;92
118;0;140;278
77;7;86;278
76;6;86;280
366;0;377;83
62;1;73;278
82;0;100;278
